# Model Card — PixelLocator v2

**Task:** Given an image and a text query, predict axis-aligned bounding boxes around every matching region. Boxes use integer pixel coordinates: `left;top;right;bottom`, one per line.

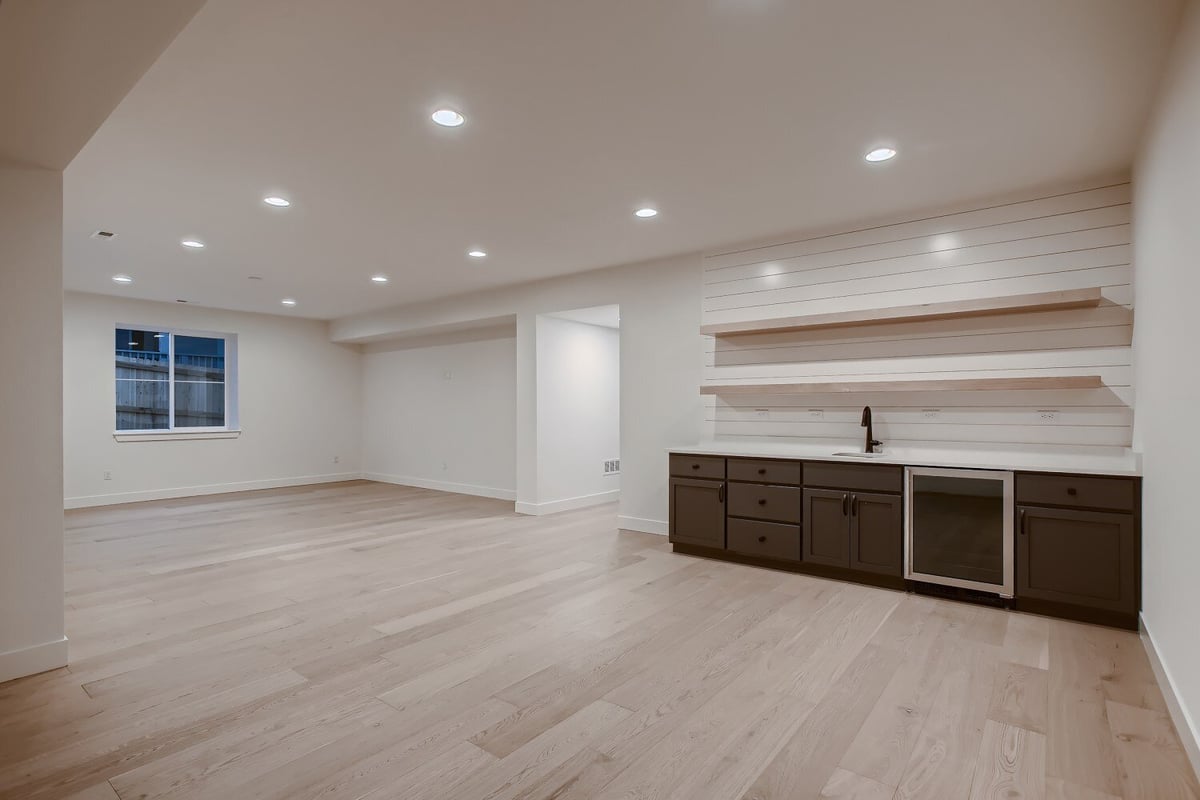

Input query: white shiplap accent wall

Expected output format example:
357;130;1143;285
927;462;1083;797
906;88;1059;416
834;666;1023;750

701;183;1133;456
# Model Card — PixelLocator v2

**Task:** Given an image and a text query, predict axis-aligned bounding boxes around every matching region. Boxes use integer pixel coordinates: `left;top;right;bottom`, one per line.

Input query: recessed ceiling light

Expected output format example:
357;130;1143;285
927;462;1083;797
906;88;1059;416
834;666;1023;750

281;298;297;306
263;196;290;207
371;275;389;283
181;239;205;249
467;250;487;258
634;207;658;218
431;108;465;127
112;274;133;283
864;147;897;163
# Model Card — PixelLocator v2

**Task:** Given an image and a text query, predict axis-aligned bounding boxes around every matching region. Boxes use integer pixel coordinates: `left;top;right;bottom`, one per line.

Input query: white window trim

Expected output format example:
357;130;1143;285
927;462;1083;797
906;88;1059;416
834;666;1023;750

114;324;239;438
114;430;242;443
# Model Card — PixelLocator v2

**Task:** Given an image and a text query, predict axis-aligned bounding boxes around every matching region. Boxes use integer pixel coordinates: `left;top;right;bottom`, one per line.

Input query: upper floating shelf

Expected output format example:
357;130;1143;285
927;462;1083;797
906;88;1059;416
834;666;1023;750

700;287;1104;337
700;375;1106;395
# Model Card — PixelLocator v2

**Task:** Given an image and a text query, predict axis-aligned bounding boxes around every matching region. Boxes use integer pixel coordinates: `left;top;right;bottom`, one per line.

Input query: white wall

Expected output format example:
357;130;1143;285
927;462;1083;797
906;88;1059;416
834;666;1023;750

63;291;363;507
332;253;703;534
362;327;517;500
0;165;67;683
702;181;1134;459
533;315;620;512
1132;0;1200;771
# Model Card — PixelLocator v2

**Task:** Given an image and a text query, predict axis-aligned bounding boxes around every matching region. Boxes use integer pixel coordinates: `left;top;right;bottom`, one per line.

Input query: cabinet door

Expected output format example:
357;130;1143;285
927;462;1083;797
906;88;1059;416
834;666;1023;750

850;492;903;576
1017;506;1138;615
803;488;850;568
669;478;726;549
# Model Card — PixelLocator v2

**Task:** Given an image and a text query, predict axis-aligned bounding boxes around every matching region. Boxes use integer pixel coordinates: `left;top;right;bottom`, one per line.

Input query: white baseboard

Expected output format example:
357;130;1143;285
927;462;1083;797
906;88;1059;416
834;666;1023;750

0;636;68;685
618;515;669;536
1140;614;1200;781
64;472;363;509
515;489;620;516
364;472;516;502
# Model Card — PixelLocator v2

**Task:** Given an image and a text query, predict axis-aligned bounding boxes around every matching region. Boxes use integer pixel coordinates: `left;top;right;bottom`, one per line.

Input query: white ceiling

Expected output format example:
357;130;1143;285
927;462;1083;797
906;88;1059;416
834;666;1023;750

64;0;1184;320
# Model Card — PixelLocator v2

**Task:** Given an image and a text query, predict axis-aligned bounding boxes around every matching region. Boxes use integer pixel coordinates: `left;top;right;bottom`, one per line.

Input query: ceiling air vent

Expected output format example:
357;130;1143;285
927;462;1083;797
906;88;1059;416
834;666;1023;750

90;230;117;240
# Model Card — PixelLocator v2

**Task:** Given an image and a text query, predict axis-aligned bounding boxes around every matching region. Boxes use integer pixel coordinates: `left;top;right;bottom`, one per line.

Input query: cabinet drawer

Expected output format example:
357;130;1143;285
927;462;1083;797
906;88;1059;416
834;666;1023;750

1016;473;1136;512
804;462;903;494
727;519;801;561
669;454;726;481
727;458;802;486
728;483;802;524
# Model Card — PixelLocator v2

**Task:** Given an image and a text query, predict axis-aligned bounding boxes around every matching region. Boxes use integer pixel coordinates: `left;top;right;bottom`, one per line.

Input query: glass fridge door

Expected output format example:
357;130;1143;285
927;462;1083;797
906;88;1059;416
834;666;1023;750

906;468;1013;596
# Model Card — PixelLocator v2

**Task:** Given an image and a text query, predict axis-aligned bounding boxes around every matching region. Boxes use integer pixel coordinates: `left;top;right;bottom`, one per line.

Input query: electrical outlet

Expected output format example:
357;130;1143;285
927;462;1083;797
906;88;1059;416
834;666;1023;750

1038;409;1060;422
103;470;112;481
442;370;453;381
753;408;770;419
807;408;824;419
922;408;941;419
603;459;621;475
441;461;448;471
333;455;340;464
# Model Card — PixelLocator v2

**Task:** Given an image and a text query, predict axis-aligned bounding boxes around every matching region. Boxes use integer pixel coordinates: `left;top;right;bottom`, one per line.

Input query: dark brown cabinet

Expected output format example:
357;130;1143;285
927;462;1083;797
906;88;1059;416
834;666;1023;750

1017;505;1138;617
802;488;903;576
850;492;904;576
803;488;850;567
667;452;1141;630
668;477;726;549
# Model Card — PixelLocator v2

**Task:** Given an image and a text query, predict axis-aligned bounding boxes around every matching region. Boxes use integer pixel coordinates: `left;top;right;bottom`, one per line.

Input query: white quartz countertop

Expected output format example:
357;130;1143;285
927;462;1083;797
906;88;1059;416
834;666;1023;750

668;441;1142;477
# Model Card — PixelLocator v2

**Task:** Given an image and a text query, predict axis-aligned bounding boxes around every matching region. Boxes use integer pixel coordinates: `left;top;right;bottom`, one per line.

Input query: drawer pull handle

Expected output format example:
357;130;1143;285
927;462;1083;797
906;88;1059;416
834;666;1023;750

757;468;767;475
757;498;767;505
757;536;767;543
1066;487;1078;496
691;463;701;470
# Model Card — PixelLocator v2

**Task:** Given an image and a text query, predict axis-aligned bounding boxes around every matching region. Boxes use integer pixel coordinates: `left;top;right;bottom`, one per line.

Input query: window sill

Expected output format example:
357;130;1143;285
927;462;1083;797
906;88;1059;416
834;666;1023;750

113;430;242;443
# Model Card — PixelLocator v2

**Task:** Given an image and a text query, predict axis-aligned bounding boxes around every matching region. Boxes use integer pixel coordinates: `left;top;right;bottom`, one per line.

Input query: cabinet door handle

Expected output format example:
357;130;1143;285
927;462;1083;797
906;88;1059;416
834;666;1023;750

757;498;767;506
757;535;767;543
717;483;725;503
842;493;849;516
1019;508;1026;535
851;494;858;517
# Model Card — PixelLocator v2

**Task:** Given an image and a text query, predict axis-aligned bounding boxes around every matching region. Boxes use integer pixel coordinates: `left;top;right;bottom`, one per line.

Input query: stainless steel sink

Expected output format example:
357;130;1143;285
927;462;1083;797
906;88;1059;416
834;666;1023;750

831;451;890;459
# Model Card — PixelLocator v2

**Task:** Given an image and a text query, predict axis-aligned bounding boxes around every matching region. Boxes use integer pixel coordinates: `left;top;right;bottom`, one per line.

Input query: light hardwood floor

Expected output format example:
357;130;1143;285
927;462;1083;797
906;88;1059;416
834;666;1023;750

2;480;1196;800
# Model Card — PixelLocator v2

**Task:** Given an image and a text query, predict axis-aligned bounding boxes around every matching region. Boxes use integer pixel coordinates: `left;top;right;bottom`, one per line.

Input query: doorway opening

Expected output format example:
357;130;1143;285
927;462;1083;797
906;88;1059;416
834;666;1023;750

533;304;620;513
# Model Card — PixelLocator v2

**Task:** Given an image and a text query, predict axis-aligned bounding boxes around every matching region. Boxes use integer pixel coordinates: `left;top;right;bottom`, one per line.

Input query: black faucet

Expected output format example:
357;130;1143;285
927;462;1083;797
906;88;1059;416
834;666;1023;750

861;406;882;454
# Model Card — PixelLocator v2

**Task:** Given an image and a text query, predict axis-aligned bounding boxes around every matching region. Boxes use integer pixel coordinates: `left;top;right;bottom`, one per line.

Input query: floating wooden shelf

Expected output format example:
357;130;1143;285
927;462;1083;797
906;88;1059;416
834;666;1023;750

700;288;1104;337
700;375;1106;395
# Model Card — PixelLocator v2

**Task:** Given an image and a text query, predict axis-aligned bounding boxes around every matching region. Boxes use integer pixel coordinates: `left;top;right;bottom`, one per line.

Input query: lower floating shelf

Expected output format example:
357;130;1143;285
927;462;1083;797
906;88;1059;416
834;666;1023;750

700;375;1105;395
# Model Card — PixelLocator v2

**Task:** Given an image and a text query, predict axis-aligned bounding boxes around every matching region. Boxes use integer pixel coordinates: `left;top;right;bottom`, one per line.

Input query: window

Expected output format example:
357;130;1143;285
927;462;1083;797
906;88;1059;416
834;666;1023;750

115;328;237;432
